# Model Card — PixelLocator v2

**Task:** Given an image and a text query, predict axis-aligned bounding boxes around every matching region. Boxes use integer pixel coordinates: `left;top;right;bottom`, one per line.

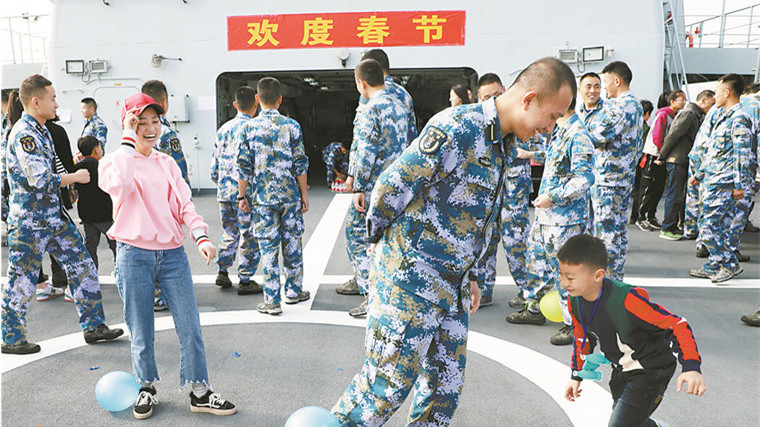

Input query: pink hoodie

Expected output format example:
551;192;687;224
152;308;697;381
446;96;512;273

99;130;208;250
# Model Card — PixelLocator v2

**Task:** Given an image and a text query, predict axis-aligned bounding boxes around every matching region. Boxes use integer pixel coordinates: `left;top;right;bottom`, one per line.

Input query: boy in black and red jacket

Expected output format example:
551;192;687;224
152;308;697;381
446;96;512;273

559;234;706;427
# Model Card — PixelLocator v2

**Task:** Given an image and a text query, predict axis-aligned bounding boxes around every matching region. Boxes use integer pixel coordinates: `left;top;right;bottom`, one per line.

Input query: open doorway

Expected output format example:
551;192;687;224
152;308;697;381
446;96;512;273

216;68;477;185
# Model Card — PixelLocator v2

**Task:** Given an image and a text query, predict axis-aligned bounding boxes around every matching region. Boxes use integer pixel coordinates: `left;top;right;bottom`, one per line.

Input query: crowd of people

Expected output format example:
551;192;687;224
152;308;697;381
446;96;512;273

1;47;757;425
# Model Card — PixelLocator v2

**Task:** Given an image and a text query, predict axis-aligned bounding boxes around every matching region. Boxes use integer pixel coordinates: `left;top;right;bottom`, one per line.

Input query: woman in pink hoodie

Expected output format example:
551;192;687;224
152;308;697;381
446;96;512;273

99;93;235;420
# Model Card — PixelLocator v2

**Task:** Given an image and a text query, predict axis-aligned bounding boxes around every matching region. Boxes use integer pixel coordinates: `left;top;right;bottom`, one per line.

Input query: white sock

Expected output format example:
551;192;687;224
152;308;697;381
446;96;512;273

191;383;208;398
139;381;153;391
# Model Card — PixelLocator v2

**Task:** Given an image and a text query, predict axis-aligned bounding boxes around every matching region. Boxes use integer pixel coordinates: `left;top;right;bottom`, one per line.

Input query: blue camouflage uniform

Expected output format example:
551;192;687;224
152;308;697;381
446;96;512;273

346;90;410;295
585;91;643;280
685;107;721;240
332;98;515;426
81;113;108;151
156;116;190;186
358;75;418;143
322;142;349;184
694;103;753;273
521;114;595;325
578;98;605;230
728;95;760;253
471;135;541;301
237;109;309;304
2;113;108;345
211;111;260;282
1;113;10;222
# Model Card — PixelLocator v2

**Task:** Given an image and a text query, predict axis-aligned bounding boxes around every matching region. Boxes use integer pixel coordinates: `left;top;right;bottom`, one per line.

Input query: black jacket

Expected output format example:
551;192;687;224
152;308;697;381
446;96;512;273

658;102;706;166
45;120;76;209
73;157;113;224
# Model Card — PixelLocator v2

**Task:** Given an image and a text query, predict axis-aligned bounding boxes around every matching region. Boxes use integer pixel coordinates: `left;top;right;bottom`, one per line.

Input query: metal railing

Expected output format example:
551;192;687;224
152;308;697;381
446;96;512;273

684;3;760;48
1;14;49;65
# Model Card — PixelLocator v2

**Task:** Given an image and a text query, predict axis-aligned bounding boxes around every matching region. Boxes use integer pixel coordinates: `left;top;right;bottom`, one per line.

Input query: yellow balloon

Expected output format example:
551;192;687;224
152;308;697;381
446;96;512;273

539;291;564;323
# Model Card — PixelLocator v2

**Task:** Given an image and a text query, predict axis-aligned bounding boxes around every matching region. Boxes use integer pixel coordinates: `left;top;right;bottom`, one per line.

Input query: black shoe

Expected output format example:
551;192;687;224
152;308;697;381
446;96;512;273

284;290;310;305
84;324;124;344
636;219;654;232
682;233;698;240
735;250;750;263
336;277;360;295
744;221;759;233
133;386;157;420
1;341;41;354
550;325;574;346
741;311;760;327
479;295;493;307
508;293;526;309
153;298;168;312
237;280;263;295
645;217;662;230
190;390;236;416
348;296;368;318
506;307;546;325
696;246;709;258
215;272;232;289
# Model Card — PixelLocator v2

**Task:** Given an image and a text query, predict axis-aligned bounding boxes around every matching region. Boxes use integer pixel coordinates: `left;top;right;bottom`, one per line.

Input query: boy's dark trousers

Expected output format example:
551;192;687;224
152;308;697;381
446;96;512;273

638;154;667;221
608;362;676;427
83;221;117;270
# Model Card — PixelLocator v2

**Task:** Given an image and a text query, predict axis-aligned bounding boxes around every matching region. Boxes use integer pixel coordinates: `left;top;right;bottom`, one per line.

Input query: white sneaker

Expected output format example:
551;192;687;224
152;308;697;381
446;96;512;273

36;284;65;302
64;287;74;302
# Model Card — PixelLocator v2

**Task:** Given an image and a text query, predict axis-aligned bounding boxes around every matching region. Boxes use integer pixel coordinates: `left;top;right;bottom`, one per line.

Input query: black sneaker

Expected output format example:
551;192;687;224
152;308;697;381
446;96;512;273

696;245;709;258
550;325;574;346
645;217;662;230
133;386;157;420
735;250;750;263
741;311;760;327
284;290;311;305
1;341;41;354
682;233;698;240
506;307;546;325
508;293;526;309
237;280;263;295
636;219;654;232
336;277;360;295
348;296;368;318
84;324;124;344
479;295;493;307
215;272;232;289
190;390;236;416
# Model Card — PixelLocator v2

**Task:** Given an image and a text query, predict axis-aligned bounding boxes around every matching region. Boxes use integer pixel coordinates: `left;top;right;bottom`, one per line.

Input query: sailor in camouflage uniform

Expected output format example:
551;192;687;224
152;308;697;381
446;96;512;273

237;78;310;315
689;74;752;283
343;59;410;317
584;62;643;281
210;86;262;295
1;75;122;354
322;142;349;184
684;106;721;243
1;95;10;223
506;101;595;346
332;58;575;426
80;97;108;150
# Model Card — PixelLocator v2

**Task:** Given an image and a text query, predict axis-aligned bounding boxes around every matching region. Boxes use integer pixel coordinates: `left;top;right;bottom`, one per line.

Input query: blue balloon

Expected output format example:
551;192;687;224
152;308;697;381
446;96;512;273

95;371;140;412
285;406;340;427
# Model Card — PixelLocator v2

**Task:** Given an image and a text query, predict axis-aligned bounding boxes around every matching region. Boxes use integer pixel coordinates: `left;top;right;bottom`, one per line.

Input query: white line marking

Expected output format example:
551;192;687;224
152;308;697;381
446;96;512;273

0;309;610;427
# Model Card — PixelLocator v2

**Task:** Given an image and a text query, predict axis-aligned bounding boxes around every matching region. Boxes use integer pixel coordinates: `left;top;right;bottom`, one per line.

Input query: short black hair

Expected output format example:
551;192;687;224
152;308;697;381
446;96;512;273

360;49;390;74
354;59;385;87
512;57;577;100
601;61;633;86
19;74;52;106
657;90;671;109
450;84;471;104
718;73;745;98
557;234;608;270
235;86;256;111
477;73;502;89
667;89;685;105
141;80;168;103
743;83;760;95
696;90;714;102
77;135;100;156
257;77;281;106
1;89;9;104
81;97;97;110
579;72;601;84
640;99;653;115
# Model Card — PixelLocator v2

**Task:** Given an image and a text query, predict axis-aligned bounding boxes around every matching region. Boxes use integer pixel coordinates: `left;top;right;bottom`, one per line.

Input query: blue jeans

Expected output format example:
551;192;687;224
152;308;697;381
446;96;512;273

661;163;688;233
115;242;209;388
608;363;675;427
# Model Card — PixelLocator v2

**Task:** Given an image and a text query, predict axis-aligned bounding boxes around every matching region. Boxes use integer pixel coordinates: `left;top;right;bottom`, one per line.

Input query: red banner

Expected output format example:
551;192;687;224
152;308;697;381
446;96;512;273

227;11;465;51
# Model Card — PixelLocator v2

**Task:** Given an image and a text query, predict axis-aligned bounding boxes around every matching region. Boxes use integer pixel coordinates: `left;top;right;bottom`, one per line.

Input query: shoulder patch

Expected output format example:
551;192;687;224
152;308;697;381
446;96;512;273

419;126;447;155
170;137;181;152
20;135;36;153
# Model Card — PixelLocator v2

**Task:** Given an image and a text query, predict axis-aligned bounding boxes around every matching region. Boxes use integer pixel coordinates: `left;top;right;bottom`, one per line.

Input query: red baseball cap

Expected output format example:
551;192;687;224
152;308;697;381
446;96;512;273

120;93;165;122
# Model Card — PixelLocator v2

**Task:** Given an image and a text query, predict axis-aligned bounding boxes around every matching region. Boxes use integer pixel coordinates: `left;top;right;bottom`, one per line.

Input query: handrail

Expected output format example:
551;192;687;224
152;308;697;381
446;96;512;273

684;3;760;49
1;14;49;65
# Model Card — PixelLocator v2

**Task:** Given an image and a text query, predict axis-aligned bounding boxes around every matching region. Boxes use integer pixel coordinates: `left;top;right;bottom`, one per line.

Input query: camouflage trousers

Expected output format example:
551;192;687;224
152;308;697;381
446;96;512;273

332;277;468;427
591;184;632;281
252;203;304;304
700;184;738;273
216;201;260;281
523;223;585;325
345;202;370;294
2;220;105;344
729;182;757;252
683;180;701;238
473;175;531;300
